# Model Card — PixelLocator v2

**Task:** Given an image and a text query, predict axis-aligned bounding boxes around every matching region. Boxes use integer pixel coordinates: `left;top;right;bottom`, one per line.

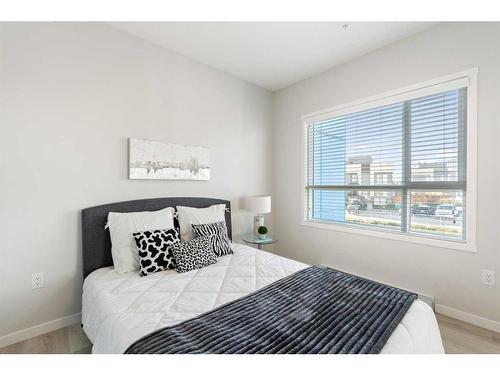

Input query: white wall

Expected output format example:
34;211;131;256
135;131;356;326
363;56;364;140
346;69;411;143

1;21;499;343
273;23;500;323
0;23;273;337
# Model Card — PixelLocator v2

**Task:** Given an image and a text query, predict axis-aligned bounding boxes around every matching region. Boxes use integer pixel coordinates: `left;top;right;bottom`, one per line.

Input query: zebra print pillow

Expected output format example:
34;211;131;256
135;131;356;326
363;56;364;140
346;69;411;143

133;228;180;276
191;221;233;257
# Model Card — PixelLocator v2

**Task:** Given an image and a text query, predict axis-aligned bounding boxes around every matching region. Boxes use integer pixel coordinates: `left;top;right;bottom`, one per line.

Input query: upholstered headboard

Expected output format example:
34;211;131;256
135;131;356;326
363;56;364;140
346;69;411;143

81;197;231;279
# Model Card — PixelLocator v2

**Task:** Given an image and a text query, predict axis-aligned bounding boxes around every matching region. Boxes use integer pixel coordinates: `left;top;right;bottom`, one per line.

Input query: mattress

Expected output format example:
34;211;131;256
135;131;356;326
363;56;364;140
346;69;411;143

82;243;444;354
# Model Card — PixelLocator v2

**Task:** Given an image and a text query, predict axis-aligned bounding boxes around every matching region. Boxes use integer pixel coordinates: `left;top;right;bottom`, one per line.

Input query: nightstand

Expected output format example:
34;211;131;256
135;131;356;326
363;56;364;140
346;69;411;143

241;235;278;250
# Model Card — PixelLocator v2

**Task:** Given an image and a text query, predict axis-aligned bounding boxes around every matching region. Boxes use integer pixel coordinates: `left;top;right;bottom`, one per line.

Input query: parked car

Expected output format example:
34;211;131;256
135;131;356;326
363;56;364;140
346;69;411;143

427;204;438;215
347;203;361;213
412;204;432;215
347;199;367;213
435;204;458;218
412;204;438;216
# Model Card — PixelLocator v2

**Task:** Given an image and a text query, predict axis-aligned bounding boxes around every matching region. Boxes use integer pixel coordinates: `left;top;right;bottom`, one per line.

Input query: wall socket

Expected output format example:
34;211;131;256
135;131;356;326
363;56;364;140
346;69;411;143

482;269;495;286
32;272;44;289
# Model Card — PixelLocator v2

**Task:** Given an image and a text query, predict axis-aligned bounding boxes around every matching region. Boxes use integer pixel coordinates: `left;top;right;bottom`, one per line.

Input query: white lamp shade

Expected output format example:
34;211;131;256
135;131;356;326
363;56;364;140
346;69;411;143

246;195;271;214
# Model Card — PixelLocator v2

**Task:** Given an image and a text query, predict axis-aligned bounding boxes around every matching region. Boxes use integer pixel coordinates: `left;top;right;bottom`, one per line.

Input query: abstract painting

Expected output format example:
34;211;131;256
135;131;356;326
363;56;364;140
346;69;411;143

128;138;210;180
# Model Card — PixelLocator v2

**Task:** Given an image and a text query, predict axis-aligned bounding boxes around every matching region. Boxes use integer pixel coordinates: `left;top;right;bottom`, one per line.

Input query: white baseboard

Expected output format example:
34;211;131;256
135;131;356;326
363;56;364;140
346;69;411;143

0;312;82;349
436;304;500;333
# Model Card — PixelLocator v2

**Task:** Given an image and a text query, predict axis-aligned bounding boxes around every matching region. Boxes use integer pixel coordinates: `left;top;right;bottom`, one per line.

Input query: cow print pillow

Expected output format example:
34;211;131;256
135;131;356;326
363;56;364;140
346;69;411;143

170;236;217;273
133;228;180;277
191;221;233;257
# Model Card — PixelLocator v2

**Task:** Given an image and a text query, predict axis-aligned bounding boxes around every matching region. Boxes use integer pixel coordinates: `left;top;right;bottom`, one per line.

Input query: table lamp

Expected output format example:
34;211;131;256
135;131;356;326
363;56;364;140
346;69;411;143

246;195;271;236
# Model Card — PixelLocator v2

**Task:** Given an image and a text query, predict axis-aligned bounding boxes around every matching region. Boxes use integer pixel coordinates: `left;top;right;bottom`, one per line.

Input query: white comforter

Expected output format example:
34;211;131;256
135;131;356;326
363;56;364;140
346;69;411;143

82;243;444;354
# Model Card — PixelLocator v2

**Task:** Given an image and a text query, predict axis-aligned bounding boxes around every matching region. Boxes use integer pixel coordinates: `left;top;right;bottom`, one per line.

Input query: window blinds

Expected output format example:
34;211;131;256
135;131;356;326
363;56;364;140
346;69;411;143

305;86;467;240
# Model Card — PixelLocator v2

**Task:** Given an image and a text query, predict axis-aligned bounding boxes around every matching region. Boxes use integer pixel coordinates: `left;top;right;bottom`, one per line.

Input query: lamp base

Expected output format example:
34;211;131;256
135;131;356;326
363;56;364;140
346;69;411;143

254;215;264;236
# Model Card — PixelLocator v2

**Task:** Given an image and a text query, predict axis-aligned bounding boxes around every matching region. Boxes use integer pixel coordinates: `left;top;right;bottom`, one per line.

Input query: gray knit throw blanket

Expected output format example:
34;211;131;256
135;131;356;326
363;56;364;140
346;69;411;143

125;265;416;354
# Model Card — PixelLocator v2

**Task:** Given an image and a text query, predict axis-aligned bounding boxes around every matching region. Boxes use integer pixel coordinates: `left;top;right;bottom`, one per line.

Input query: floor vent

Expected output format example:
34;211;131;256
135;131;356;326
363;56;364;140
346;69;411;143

418;294;435;311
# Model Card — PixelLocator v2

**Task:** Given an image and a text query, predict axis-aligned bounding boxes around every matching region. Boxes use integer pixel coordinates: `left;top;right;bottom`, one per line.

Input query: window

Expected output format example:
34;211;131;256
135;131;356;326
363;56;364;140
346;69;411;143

303;70;477;251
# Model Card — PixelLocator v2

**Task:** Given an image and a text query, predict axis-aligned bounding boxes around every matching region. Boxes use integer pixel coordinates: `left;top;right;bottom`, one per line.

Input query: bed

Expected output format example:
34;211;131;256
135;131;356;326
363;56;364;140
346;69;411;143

81;197;444;354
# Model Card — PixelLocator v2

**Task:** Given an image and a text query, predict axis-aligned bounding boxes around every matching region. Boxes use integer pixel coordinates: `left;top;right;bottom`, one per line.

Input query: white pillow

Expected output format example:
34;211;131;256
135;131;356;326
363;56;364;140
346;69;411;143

107;207;175;273
177;204;226;242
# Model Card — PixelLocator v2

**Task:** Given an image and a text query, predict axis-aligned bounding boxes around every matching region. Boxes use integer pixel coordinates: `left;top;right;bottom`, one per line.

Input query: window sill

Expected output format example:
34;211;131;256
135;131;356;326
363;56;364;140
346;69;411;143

300;219;477;253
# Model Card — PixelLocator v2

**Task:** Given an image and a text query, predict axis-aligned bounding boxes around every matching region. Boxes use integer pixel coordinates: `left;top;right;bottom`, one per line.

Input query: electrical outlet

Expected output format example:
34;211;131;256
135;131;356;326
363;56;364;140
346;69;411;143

482;269;495;286
32;272;44;289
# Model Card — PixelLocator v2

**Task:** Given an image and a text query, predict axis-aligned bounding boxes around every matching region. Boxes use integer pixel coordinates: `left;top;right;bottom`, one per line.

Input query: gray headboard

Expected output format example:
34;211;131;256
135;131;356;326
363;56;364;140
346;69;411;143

82;197;231;279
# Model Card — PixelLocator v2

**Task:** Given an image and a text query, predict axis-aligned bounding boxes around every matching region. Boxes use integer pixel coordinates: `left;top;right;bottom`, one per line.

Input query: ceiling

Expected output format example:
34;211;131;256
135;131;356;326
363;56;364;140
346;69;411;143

109;22;437;91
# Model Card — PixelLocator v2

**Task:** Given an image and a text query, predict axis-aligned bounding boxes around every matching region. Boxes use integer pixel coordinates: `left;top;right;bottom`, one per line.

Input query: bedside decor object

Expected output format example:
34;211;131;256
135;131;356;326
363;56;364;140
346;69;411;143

246;195;271;236
128;138;210;180
257;226;268;240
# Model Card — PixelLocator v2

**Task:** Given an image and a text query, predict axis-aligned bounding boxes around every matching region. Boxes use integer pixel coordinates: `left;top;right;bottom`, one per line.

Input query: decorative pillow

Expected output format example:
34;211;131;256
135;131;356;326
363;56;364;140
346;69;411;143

133;228;180;277
107;207;175;273
191;221;233;257
170;236;217;273
176;204;226;242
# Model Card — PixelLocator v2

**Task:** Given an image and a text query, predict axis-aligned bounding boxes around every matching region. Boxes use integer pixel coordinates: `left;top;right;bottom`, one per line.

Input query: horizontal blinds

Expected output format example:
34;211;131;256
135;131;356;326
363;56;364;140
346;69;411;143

305;85;467;239
410;88;467;184
310;102;404;187
306;87;467;190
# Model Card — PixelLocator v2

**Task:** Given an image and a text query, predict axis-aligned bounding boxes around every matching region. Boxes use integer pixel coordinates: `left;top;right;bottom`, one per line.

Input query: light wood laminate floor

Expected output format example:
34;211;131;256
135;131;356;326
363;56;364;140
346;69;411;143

0;324;91;354
1;313;500;354
436;313;500;354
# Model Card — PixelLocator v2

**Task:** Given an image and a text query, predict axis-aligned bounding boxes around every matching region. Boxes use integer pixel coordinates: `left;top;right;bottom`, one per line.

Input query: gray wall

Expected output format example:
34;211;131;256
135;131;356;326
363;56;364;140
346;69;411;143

272;23;500;322
0;23;273;336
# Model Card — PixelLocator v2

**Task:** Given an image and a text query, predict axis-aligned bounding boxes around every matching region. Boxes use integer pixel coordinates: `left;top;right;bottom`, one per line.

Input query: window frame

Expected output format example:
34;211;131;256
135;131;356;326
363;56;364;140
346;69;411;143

301;68;478;252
